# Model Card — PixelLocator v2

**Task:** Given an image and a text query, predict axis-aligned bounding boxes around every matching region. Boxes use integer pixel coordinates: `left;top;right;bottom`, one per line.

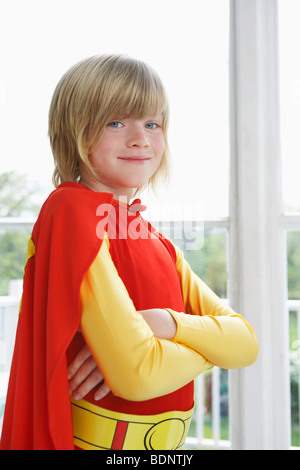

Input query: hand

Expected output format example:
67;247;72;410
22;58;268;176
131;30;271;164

68;343;110;401
67;309;177;401
138;308;177;340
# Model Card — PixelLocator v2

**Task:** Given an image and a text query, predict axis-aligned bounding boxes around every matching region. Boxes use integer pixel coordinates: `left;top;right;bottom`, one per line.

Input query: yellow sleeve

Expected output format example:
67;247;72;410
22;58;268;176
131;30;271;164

166;245;259;369
79;235;213;402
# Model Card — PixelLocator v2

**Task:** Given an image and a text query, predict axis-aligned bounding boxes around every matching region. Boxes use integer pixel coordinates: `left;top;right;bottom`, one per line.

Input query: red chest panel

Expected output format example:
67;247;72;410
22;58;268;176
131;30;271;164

85;203;194;415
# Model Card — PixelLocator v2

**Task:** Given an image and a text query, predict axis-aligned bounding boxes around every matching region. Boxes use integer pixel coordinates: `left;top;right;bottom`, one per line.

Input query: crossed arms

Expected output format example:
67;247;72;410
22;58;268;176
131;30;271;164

68;235;259;402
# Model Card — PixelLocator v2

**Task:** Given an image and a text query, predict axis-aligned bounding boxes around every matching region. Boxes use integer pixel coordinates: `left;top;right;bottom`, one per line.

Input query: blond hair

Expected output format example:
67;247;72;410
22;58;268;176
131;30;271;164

48;54;171;193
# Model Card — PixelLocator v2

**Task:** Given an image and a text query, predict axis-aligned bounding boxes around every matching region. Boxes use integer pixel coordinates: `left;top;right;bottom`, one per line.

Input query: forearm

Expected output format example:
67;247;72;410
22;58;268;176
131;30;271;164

80;236;213;402
171;244;259;368
167;309;259;369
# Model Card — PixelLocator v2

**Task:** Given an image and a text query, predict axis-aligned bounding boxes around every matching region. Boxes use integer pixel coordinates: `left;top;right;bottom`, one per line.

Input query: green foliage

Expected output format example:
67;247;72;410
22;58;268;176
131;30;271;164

285;232;300;446
287;231;300;299
0;171;43;295
0;171;42;217
182;228;228;298
0;229;31;295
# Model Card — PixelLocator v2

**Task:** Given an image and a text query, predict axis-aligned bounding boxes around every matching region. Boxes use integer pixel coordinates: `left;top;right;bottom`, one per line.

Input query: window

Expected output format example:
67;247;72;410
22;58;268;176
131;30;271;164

182;227;230;448
278;0;300;447
278;0;300;215
288;231;300;446
0;225;32;430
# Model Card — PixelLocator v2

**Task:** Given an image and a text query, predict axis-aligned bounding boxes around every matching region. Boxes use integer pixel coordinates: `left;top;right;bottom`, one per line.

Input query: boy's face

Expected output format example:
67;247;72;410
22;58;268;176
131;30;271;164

82;116;165;198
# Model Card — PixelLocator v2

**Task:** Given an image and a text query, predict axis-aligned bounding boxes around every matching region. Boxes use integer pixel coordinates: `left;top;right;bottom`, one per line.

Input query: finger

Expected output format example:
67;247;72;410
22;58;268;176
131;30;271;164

67;344;92;380
71;367;105;401
69;356;100;395
94;382;111;401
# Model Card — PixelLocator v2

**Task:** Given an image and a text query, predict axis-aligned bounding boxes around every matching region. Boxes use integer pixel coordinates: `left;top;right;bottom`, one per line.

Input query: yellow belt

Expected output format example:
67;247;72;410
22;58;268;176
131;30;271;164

71;398;194;450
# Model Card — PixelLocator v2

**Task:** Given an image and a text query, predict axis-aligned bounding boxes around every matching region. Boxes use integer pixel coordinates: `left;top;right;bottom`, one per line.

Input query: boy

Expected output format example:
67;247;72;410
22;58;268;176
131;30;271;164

0;55;258;450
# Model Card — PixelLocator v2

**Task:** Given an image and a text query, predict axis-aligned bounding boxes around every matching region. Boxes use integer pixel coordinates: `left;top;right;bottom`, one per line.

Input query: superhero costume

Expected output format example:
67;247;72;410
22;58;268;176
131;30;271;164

0;182;258;450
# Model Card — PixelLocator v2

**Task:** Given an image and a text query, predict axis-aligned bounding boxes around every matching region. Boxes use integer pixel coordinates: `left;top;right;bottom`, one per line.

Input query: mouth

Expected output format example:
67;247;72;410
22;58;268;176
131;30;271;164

117;156;151;164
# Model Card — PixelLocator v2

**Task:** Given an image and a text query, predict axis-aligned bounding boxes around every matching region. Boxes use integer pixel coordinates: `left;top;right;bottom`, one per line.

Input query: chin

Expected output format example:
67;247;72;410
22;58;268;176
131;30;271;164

122;177;150;191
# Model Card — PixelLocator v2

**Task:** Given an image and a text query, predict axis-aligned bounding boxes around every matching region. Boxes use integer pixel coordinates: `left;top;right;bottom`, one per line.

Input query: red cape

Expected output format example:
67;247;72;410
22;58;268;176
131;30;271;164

0;183;113;450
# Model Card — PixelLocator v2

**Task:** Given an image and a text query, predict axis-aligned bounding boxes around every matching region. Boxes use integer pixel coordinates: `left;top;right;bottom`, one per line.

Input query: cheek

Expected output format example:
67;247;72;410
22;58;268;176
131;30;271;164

89;140;112;167
155;135;166;158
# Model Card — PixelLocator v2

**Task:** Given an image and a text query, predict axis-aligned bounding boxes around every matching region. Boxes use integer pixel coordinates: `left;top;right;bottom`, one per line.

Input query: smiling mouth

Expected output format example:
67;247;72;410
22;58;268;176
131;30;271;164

118;157;151;163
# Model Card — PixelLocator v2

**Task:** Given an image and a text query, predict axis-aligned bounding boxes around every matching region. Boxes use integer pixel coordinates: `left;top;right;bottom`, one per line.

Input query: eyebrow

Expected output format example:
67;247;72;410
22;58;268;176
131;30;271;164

110;114;163;121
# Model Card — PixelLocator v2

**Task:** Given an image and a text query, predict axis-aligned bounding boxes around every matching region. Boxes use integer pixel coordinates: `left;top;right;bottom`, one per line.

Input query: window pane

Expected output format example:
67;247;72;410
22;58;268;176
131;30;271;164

0;227;30;431
177;227;229;447
289;305;300;447
287;230;300;446
0;0;229;218
287;230;300;300
181;228;228;298
278;0;300;213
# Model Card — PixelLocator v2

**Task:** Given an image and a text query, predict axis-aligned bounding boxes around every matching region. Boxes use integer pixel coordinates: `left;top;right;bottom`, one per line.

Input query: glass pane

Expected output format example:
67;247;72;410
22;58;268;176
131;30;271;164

289;307;300;447
287;230;300;446
278;1;300;213
175;227;229;447
0;227;31;430
0;173;37;431
196;369;229;442
287;231;300;301
0;0;229;218
181;228;228;299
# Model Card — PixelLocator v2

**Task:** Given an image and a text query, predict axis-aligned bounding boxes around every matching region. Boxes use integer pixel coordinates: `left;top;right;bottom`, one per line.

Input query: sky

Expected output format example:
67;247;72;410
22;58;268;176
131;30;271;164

0;0;299;217
278;0;300;213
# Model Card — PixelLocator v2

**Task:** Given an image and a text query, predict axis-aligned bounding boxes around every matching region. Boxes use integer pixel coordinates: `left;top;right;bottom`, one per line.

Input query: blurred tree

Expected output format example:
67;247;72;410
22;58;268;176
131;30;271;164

0;171;44;294
287;231;300;299
183;228;228;298
0;171;42;217
0;230;31;294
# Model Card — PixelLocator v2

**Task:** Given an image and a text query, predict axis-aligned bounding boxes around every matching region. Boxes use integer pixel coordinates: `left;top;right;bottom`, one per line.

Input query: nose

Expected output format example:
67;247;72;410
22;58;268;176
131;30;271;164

126;125;150;148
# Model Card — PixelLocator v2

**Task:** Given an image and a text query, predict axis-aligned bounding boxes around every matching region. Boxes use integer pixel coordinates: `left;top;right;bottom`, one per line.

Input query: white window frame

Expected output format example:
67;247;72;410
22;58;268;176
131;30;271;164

229;0;291;450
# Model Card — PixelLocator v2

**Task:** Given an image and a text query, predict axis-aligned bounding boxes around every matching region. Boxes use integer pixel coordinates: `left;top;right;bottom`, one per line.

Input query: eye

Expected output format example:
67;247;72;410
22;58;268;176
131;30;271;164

108;121;123;128
145;122;159;129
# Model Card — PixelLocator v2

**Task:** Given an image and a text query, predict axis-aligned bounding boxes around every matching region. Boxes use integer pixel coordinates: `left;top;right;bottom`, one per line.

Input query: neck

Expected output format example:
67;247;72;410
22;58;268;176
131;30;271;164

79;177;134;202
